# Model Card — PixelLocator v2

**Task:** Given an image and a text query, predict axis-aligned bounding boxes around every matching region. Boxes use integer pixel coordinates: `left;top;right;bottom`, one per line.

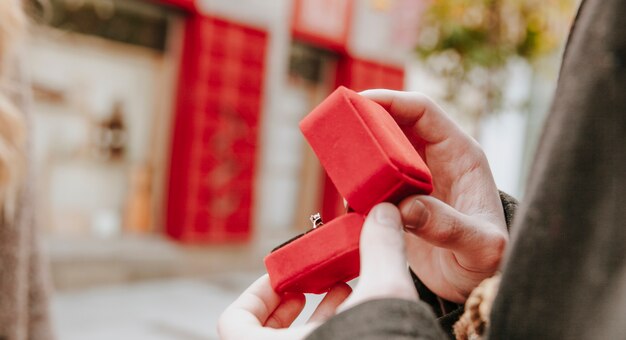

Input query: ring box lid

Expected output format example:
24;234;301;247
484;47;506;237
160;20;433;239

299;86;433;214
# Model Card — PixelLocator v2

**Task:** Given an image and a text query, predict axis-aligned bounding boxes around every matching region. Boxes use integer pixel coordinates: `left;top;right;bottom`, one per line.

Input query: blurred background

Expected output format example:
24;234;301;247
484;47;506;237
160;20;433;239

22;0;577;338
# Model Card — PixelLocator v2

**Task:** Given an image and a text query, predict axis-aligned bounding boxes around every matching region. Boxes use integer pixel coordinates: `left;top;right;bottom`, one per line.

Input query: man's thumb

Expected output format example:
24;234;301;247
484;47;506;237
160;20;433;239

399;195;475;250
400;195;508;275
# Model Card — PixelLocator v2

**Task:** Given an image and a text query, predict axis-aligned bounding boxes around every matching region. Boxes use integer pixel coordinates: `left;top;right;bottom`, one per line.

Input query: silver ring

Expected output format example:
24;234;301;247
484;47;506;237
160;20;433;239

309;213;323;229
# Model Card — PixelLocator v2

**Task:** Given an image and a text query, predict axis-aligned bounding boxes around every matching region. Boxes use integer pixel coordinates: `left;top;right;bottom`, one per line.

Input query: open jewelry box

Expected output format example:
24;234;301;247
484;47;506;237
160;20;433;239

264;86;433;294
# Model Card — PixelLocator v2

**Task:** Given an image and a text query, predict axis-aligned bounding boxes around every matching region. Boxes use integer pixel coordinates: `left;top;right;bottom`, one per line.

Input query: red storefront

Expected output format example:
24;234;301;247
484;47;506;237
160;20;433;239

291;0;406;223
162;0;406;243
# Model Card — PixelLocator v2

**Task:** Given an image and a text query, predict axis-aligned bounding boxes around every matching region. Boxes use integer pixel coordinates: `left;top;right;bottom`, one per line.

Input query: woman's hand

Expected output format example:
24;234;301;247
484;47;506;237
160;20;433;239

361;90;508;303
218;203;418;339
217;275;351;340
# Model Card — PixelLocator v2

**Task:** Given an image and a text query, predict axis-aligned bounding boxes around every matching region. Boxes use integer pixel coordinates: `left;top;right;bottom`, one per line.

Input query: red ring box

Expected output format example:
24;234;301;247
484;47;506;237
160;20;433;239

264;86;433;294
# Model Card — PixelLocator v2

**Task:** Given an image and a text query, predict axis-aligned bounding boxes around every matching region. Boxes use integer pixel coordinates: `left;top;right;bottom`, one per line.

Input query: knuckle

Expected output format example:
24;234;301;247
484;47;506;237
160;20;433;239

492;232;508;258
436;214;462;244
464;139;487;162
480;231;508;269
409;91;434;106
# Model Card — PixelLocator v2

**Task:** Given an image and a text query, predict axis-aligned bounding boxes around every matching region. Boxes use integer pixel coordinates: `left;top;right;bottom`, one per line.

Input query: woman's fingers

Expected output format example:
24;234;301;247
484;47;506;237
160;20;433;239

264;293;306;329
219;275;322;339
218;275;281;337
307;283;352;324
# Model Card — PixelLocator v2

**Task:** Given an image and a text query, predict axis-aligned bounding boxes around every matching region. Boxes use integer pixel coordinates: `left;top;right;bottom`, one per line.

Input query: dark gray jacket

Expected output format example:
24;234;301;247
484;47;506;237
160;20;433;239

308;0;626;338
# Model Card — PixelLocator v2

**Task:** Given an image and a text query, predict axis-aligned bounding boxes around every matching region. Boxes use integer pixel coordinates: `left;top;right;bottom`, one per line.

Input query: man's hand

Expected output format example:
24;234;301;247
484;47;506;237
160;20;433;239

218;203;418;339
361;90;508;303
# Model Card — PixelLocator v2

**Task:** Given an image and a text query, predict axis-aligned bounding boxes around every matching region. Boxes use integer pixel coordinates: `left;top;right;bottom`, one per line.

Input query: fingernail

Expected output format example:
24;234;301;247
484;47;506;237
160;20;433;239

375;203;400;226
403;199;429;230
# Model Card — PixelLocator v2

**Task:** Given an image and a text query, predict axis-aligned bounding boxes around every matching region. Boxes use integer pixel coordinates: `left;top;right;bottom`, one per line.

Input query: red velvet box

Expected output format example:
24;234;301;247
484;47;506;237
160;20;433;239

264;86;432;294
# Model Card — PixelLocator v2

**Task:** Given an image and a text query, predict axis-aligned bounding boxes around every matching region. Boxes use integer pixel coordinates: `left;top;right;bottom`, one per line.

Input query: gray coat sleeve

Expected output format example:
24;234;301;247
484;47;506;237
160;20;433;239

307;299;447;340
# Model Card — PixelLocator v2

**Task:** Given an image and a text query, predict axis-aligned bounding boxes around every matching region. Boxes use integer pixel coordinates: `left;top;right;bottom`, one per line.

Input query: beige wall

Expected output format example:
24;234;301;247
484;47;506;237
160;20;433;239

26;28;177;236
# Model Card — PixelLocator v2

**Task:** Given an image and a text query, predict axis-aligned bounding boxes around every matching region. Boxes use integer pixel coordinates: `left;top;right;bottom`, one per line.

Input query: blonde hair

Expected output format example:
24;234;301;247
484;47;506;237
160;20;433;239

453;275;502;340
0;0;27;216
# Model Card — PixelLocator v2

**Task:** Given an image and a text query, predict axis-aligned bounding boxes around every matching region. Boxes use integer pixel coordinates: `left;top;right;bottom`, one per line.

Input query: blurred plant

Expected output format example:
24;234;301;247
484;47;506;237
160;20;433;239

415;0;577;122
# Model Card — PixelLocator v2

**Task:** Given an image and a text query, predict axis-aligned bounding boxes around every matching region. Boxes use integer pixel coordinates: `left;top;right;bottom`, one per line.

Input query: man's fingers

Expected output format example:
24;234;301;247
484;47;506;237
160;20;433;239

359;89;466;145
340;203;418;312
400;195;507;271
307;283;352;324
264;293;306;329
360;89;486;180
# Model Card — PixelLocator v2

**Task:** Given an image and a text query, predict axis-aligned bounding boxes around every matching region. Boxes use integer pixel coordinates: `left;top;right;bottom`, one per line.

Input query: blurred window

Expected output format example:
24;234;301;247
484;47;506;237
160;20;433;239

28;0;171;51
288;42;337;85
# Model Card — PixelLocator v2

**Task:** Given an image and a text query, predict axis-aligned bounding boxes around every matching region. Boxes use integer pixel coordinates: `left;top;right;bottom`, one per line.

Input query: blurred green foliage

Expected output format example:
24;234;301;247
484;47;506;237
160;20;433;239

414;0;577;120
417;0;574;68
